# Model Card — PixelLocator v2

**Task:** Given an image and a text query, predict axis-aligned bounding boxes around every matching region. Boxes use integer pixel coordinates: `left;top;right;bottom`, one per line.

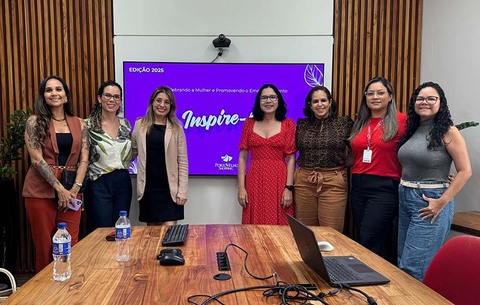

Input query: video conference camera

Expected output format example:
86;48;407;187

212;34;231;48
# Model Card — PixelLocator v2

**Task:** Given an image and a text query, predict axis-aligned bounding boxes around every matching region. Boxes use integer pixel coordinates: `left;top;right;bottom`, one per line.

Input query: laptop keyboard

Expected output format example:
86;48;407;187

162;224;189;246
324;258;361;281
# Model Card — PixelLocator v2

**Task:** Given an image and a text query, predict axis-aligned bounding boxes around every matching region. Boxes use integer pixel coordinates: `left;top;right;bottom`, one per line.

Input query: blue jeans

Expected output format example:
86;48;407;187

397;184;454;281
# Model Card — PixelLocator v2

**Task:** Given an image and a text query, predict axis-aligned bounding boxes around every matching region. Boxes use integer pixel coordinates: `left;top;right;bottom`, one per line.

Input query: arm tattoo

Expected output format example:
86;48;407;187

81;124;89;150
33;159;60;187
26;117;41;149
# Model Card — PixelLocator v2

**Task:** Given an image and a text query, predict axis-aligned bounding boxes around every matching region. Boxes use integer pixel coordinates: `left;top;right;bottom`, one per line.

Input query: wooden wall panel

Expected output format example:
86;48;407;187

0;0;114;273
1;0;422;274
333;0;423;117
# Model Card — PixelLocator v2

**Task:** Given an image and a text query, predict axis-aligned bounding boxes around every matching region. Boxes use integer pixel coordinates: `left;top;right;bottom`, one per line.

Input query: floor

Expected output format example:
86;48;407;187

15;273;33;287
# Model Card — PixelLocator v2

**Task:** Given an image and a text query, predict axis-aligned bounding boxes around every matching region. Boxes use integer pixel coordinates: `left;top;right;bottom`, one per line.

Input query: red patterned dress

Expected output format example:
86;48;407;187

238;118;296;224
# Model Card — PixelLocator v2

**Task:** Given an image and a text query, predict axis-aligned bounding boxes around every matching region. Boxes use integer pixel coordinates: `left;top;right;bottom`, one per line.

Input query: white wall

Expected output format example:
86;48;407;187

422;0;480;212
113;0;334;225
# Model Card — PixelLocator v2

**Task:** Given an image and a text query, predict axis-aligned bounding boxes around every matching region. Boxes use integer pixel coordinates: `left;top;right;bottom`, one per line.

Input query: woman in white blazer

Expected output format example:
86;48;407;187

132;86;188;226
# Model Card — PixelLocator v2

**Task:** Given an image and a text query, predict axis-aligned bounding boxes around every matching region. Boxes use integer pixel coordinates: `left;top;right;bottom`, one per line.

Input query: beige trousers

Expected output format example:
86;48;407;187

293;166;348;232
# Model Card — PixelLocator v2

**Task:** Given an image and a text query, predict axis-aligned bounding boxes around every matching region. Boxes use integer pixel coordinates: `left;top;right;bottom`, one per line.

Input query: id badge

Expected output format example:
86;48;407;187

362;149;372;163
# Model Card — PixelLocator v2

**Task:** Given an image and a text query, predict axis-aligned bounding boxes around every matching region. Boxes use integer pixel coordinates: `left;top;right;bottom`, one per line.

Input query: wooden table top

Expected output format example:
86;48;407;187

451;211;480;236
4;225;452;305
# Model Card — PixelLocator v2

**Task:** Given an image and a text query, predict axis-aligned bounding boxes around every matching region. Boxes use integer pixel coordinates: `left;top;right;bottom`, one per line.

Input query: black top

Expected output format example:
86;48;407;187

145;124;169;188
56;133;73;166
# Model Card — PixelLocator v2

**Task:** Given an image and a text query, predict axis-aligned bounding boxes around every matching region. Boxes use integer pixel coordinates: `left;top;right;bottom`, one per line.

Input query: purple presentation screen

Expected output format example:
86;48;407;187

123;62;325;176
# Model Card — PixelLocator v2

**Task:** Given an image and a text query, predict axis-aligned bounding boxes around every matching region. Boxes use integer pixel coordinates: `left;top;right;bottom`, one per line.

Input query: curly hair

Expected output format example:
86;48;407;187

88;80;123;132
34;76;74;144
399;82;453;150
303;86;338;122
349;76;399;142
252;84;287;121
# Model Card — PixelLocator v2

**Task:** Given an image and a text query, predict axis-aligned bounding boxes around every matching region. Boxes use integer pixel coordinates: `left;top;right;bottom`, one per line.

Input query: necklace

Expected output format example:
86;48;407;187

52;116;66;122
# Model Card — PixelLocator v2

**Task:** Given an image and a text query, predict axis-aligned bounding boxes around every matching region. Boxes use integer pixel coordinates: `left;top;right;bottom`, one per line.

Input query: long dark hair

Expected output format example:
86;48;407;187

399;82;453;149
303;86;338;122
349;76;399;141
251;84;287;121
34;75;74;143
88;80;123;132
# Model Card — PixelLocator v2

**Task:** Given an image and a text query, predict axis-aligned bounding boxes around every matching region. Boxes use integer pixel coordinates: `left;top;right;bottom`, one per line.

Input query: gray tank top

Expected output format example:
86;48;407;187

398;119;452;182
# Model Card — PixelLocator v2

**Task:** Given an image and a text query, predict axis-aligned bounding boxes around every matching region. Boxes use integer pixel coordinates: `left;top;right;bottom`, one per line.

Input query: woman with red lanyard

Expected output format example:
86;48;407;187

349;76;407;260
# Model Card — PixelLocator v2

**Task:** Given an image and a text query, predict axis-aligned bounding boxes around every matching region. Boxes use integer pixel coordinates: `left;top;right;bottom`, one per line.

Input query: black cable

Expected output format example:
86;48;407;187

340;284;377;305
187;294;225;305
199;285;276;305
263;282;329;305
210;48;223;63
223;243;275;280
199;283;332;305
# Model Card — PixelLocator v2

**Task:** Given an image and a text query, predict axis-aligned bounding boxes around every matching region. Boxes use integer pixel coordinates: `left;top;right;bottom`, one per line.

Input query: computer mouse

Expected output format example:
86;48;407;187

157;248;182;259
318;241;334;252
159;253;185;266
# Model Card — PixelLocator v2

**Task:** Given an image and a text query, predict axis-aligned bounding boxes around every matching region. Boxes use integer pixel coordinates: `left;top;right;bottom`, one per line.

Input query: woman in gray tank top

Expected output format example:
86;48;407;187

397;82;472;281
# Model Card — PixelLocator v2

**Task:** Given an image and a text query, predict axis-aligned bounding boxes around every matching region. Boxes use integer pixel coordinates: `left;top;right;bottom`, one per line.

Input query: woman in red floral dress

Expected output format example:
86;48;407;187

237;84;296;225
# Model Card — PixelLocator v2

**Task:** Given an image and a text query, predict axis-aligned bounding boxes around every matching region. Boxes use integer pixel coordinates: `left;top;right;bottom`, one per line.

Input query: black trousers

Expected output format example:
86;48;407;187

85;169;132;234
350;174;399;260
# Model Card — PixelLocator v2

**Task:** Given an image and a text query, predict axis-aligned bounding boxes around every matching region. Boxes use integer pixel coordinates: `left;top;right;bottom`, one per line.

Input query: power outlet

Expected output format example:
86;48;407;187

216;252;231;271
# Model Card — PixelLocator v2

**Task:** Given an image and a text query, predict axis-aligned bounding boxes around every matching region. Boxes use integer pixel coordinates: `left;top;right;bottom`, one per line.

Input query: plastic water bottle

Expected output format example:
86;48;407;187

115;210;131;261
52;222;71;281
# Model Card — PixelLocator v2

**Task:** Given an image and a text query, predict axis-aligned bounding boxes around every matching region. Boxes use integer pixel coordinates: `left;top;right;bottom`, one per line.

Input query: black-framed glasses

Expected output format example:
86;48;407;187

365;90;388;98
415;96;439;105
154;98;171;106
311;98;330;105
102;93;122;101
260;95;278;102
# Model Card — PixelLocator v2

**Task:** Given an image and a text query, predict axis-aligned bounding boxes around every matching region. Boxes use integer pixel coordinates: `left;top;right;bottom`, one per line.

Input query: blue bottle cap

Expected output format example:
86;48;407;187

57;222;67;229
119;211;127;217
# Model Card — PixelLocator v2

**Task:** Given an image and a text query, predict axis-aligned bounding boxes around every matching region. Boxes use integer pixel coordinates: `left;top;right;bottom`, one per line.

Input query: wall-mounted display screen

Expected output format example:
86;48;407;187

123;62;325;175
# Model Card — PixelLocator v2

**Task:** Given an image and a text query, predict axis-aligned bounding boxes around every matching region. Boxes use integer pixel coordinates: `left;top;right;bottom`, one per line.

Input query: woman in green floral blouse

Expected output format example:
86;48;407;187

84;80;133;233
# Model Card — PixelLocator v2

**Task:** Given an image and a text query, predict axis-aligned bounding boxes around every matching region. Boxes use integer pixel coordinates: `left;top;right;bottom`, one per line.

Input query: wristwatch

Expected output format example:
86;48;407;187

285;185;294;191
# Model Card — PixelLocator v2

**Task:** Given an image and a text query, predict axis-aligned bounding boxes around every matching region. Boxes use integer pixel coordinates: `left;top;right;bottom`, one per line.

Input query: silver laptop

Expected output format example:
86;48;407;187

287;214;390;286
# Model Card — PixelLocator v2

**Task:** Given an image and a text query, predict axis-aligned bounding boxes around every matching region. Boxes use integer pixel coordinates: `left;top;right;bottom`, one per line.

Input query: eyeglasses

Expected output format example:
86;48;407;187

365;90;388;98
260;95;278;102
415;96;439;105
311;98;330;105
102;93;122;101
153;98;171;106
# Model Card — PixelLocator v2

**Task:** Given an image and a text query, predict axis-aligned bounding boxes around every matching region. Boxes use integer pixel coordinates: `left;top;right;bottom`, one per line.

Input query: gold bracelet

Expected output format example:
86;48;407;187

74;182;83;188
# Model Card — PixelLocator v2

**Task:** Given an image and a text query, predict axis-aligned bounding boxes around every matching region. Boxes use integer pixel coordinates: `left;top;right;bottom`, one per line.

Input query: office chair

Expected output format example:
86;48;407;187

0;268;16;302
423;235;480;305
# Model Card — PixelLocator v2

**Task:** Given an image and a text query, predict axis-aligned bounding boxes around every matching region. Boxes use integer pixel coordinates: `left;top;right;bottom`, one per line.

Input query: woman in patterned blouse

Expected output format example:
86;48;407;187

294;86;353;232
84;80;133;233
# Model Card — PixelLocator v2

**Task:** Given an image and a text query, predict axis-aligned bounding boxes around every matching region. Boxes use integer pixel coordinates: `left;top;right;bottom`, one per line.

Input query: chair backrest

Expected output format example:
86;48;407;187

0;268;16;302
423;235;480;305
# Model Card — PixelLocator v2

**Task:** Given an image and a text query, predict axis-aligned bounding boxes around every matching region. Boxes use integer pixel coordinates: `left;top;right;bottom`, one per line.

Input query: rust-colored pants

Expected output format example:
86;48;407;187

25;197;81;273
293;167;348;232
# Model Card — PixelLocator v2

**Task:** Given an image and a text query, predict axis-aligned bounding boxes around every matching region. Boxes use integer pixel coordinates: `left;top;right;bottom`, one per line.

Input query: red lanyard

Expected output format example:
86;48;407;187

366;119;383;149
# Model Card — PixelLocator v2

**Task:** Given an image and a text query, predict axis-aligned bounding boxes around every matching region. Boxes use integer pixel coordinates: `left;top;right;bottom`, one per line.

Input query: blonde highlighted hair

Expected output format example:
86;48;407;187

140;86;182;133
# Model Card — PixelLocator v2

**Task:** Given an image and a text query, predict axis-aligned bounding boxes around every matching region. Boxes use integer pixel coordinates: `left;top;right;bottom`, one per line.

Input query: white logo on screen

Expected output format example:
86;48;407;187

215;154;237;171
304;64;324;87
221;154;233;162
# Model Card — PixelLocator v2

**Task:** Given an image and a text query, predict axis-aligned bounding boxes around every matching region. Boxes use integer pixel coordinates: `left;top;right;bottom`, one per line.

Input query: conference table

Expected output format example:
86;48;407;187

4;225;452;304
